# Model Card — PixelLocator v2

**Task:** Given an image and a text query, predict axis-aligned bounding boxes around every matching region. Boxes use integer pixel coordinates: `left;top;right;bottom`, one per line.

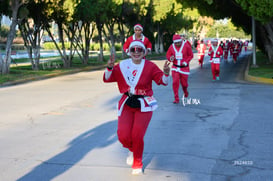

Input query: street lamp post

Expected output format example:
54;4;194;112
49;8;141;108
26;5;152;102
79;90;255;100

252;16;258;68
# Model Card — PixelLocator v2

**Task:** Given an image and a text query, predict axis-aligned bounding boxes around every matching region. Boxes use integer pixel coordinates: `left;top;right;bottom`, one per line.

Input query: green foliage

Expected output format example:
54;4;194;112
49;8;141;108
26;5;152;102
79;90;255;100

235;0;273;23
249;51;273;79
153;0;182;21
206;21;251;39
0;25;10;37
0;0;10;16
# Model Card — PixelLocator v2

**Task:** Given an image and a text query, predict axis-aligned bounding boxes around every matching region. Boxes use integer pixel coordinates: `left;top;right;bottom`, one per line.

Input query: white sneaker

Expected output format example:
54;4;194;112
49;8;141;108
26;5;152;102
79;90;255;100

126;151;133;166
132;168;143;175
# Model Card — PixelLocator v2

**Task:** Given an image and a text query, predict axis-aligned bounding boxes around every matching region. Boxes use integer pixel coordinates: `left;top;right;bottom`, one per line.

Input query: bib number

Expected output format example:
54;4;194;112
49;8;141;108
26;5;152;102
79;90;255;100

144;96;157;107
175;52;183;60
213;58;220;64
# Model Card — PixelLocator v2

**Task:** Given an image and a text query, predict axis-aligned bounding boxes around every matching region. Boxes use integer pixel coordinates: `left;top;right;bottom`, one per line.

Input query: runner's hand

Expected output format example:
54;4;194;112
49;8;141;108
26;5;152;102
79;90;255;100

163;61;170;75
107;54;115;68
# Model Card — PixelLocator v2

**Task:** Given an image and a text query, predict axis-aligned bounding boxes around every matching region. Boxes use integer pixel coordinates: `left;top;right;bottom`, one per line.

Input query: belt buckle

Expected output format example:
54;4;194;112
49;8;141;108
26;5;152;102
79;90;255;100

128;92;133;97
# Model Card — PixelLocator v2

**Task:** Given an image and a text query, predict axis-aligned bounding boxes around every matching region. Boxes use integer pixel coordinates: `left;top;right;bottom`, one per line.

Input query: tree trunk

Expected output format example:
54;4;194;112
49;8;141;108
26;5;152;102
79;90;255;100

117;22;126;58
159;34;164;53
58;23;71;68
96;22;104;62
1;1;21;74
263;22;273;63
33;47;40;70
257;21;273;63
45;25;70;68
107;23;116;58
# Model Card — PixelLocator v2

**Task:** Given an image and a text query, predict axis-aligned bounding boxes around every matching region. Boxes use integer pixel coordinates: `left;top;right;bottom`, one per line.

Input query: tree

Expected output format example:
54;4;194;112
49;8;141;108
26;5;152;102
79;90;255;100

73;0;96;64
176;0;273;63
206;19;250;39
102;0;123;58
155;3;194;50
43;0;76;68
0;0;10;28
235;0;273;63
116;0;142;57
18;0;47;70
0;0;27;75
182;8;214;40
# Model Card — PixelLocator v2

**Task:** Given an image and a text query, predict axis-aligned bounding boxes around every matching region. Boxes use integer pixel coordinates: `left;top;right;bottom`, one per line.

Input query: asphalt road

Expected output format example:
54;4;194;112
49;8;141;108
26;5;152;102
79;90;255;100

0;52;272;181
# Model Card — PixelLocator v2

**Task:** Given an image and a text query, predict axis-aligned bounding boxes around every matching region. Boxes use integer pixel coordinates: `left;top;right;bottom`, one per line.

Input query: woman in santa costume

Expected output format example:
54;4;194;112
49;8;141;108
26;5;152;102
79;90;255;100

208;39;223;81
243;40;249;52
222;39;230;61
166;34;193;104
232;41;240;63
123;24;152;56
196;39;207;68
103;40;170;175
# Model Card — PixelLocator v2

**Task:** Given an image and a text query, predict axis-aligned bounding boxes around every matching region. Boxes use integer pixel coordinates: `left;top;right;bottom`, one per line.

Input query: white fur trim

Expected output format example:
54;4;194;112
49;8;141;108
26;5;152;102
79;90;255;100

173;39;182;43
134;25;143;31
129;41;146;50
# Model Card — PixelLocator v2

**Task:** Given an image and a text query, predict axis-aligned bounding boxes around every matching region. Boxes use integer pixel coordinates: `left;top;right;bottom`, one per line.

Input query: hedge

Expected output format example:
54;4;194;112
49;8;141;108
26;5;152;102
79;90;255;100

42;42;122;51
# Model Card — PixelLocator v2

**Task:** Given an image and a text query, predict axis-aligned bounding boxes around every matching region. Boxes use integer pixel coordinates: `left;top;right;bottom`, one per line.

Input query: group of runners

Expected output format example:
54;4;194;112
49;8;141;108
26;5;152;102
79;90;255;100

103;23;249;175
197;38;249;81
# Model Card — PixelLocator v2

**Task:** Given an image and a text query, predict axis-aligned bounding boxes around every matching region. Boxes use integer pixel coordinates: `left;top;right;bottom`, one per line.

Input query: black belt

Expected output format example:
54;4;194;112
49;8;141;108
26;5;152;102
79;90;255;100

124;92;144;108
173;64;188;68
124;92;144;98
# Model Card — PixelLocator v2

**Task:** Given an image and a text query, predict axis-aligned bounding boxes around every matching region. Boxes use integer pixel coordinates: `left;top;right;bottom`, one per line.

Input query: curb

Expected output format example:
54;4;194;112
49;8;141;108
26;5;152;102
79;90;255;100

0;65;106;88
1;56;167;88
244;55;273;85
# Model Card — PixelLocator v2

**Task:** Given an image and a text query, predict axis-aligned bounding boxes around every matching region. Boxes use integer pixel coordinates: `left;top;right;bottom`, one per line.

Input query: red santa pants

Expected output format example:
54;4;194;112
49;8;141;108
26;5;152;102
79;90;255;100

224;51;229;59
198;54;205;67
172;71;189;101
230;49;233;56
233;53;239;62
210;63;220;80
117;104;153;169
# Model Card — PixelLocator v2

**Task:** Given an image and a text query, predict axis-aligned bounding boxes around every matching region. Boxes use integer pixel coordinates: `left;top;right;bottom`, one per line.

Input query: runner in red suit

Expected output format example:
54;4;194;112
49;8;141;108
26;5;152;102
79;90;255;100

104;40;170;175
196;39;207;68
243;40;249;52
166;34;193;103
222;40;229;61
123;24;152;56
208;39;223;81
232;41;240;63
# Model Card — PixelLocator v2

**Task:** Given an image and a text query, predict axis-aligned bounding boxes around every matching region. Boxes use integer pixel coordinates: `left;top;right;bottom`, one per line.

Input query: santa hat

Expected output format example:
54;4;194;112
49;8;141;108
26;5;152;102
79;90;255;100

134;24;143;31
172;34;182;43
129;40;146;52
211;38;218;43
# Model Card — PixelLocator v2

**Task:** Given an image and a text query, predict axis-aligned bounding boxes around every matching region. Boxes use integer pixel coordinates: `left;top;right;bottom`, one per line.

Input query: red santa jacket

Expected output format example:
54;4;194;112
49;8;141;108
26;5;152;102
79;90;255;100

197;43;206;55
103;58;168;115
123;34;152;54
208;45;223;64
223;42;229;52
166;41;193;75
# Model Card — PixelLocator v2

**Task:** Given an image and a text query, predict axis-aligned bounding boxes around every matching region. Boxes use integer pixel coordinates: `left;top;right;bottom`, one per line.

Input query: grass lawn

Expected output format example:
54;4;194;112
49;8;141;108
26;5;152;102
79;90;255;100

0;52;165;85
248;51;273;79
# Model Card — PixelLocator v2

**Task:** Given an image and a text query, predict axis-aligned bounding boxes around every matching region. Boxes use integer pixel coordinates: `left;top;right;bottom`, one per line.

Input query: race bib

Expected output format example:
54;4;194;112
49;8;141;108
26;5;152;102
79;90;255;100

144;96;157;107
175;52;183;60
213;58;220;64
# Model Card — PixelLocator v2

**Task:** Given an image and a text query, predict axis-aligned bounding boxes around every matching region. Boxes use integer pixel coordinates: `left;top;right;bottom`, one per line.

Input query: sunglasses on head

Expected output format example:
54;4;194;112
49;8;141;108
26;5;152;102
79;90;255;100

130;46;144;53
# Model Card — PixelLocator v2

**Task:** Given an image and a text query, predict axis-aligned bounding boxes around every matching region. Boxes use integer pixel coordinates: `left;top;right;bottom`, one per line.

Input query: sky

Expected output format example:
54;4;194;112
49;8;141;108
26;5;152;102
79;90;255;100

1;16;11;26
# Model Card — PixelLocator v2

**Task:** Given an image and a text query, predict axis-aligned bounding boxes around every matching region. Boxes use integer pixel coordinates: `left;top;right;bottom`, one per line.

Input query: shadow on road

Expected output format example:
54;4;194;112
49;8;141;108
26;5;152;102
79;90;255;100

17;120;118;181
